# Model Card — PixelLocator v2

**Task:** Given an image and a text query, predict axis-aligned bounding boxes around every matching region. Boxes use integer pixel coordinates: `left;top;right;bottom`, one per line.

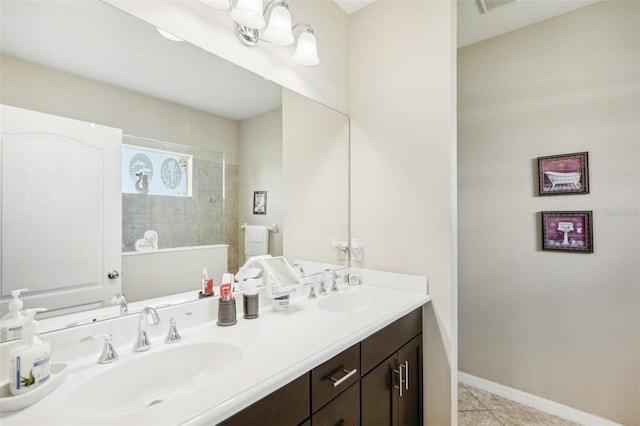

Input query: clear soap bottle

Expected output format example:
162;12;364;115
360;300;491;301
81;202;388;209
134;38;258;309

0;288;29;341
9;308;51;395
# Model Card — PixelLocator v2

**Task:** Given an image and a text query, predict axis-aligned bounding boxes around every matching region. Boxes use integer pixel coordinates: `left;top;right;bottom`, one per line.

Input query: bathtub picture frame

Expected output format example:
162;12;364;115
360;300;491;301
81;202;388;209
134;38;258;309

541;211;593;253
537;152;589;195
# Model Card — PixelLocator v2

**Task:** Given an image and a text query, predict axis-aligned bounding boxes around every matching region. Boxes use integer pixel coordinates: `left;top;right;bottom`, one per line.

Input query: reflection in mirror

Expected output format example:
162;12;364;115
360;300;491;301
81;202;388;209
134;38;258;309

0;0;349;340
121;135;225;252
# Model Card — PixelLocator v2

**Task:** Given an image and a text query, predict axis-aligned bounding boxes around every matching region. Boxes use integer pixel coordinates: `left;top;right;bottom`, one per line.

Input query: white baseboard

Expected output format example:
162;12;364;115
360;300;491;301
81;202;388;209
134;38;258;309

458;372;622;426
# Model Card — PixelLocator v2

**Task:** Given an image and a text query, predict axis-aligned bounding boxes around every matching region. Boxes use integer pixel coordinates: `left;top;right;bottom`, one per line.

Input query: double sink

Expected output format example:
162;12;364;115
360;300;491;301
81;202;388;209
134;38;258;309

0;279;429;425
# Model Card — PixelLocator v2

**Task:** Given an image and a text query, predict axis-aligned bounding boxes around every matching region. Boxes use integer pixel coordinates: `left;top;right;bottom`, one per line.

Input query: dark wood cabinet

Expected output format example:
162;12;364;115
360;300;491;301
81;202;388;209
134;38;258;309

218;308;423;426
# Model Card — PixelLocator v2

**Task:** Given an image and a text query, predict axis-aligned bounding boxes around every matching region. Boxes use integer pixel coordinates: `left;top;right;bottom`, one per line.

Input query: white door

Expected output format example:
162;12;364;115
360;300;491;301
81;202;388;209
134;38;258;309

1;104;122;317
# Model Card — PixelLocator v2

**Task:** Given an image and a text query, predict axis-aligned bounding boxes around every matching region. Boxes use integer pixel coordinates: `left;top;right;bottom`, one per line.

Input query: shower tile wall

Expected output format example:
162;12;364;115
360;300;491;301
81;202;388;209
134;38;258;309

122;158;227;254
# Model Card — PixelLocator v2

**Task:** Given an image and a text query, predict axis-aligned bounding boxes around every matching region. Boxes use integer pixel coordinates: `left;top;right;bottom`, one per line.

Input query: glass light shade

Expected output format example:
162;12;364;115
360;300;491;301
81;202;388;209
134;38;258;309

200;0;230;10
292;31;319;66
230;0;266;29
262;5;294;46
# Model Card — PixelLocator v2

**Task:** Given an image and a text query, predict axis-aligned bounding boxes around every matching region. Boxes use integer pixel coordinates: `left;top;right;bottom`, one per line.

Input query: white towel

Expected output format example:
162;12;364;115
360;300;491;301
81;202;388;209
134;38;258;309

244;225;269;261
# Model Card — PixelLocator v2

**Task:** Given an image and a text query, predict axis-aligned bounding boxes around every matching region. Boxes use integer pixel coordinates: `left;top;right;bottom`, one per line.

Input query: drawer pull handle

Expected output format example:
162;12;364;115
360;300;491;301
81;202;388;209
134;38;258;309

329;368;358;388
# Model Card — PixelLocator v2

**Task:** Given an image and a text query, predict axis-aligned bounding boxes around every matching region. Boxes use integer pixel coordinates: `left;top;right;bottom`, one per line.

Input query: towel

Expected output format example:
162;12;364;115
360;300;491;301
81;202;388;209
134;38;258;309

244;225;269;261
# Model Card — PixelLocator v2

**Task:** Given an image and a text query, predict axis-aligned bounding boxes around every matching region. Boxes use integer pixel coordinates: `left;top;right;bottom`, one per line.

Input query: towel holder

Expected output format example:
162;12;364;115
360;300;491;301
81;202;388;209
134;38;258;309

241;223;278;233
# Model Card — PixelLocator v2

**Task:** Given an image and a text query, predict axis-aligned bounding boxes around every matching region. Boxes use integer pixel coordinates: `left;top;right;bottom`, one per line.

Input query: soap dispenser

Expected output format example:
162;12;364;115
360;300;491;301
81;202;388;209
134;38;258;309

0;288;29;341
9;308;51;396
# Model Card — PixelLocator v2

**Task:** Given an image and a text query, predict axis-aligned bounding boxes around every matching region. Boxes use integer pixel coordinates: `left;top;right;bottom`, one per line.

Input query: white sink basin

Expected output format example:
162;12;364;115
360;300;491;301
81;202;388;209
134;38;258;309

67;342;242;419
317;292;376;313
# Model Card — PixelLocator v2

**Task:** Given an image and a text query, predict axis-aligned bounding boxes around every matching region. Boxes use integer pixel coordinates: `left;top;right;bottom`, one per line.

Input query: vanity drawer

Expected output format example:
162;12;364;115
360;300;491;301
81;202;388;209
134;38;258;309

312;381;360;426
360;307;422;375
311;343;360;412
219;373;310;426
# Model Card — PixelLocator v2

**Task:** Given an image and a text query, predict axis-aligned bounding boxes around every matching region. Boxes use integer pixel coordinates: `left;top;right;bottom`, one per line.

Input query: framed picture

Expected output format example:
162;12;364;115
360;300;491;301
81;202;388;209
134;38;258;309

537;152;589;195
541;211;593;253
253;191;267;215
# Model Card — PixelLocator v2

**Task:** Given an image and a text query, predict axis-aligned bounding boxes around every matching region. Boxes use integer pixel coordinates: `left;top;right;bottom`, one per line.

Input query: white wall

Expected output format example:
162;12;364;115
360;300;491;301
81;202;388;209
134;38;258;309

348;1;457;423
239;109;284;260
458;2;640;424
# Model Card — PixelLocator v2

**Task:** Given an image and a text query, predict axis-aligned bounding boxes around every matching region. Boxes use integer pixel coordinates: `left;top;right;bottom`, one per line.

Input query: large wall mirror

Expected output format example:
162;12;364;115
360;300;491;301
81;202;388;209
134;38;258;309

0;0;349;338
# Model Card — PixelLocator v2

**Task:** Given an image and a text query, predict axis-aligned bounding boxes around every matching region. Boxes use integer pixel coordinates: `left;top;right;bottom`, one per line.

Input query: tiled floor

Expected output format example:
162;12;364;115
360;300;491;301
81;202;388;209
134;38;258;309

458;383;581;426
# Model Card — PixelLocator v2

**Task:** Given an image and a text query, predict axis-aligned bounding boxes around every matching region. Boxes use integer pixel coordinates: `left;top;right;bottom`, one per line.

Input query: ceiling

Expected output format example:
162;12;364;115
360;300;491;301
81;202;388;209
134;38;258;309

334;0;600;48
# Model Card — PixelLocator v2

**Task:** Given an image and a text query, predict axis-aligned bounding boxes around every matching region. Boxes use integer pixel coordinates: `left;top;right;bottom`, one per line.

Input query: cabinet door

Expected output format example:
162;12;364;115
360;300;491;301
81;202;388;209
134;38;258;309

361;334;423;426
397;335;422;426
361;354;396;426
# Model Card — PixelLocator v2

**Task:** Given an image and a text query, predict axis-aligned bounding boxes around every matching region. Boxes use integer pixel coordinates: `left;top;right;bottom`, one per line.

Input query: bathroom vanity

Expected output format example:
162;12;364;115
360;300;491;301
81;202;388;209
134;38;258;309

0;269;429;425
220;307;423;426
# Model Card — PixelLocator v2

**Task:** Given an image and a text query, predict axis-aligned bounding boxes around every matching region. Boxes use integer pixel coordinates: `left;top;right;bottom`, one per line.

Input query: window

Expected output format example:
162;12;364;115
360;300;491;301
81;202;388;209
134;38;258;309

122;144;192;196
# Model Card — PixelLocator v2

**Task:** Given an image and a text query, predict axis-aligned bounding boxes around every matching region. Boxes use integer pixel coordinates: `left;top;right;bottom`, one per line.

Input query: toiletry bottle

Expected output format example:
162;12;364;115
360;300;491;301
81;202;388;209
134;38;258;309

0;288;29;341
200;268;214;296
243;279;259;319
220;273;234;302
9;308;51;395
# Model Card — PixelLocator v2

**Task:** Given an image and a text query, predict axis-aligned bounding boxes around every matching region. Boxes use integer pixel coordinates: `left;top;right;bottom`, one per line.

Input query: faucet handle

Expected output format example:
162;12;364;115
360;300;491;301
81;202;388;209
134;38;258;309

307;282;318;299
165;317;182;344
81;333;119;364
317;280;328;295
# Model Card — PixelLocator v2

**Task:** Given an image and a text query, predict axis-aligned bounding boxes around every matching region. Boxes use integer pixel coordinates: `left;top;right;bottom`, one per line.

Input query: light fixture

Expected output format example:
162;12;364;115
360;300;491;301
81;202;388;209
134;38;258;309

292;24;319;66
200;0;319;66
230;0;266;29
262;2;293;46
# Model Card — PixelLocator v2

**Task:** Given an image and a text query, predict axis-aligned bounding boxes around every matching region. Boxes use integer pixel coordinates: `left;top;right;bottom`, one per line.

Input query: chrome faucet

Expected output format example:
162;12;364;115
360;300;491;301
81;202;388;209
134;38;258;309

111;293;128;316
133;306;161;352
320;269;339;294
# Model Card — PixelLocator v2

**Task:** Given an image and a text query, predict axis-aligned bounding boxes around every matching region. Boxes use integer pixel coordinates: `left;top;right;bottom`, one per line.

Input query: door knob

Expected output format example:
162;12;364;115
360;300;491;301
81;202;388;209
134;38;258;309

107;270;120;279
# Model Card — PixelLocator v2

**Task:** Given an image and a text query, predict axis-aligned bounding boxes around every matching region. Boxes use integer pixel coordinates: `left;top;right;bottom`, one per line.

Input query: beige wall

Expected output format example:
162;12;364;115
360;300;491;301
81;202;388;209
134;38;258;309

348;1;457;423
238;109;284;263
458;2;640;425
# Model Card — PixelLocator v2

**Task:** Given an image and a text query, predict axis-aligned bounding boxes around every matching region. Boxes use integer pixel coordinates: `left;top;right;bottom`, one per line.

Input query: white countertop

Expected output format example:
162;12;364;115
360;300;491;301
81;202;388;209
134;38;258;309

0;271;429;426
